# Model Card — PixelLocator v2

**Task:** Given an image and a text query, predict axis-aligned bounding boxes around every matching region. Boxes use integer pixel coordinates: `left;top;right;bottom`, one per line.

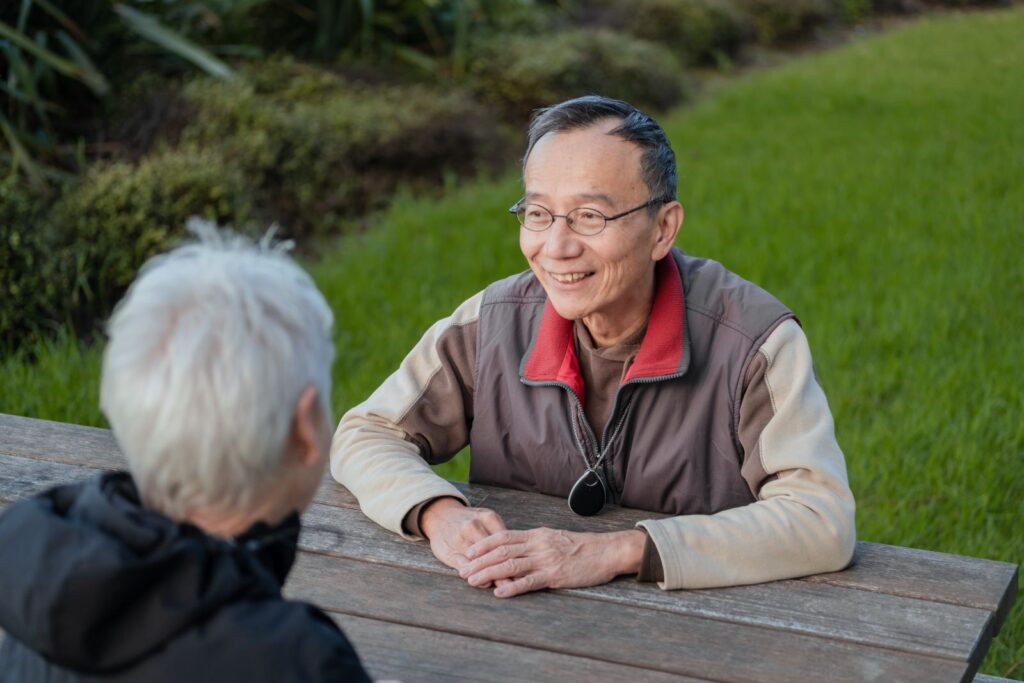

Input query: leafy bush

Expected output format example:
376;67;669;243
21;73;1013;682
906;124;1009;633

468;29;690;122
731;0;836;45
44;148;252;335
837;0;1007;18
0;2;235;186
0;179;64;349
181;61;507;238
584;0;749;66
920;0;1009;5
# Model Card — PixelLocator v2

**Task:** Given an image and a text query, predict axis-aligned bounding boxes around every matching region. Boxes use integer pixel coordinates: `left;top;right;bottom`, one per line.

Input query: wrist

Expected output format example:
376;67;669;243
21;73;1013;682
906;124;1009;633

612;529;647;576
419;496;465;539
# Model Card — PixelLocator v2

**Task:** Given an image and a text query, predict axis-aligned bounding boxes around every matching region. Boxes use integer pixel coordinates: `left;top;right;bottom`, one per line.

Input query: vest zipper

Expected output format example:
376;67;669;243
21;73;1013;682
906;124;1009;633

520;379;599;473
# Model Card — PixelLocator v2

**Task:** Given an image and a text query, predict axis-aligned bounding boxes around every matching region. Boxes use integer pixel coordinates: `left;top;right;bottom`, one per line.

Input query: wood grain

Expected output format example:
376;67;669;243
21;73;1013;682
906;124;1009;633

287;550;966;683
0;413;125;470
806;543;1018;637
333;613;706;682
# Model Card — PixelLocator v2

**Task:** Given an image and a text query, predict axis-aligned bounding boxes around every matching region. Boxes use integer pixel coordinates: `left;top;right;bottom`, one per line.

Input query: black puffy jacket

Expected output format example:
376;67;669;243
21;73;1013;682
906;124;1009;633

0;472;370;682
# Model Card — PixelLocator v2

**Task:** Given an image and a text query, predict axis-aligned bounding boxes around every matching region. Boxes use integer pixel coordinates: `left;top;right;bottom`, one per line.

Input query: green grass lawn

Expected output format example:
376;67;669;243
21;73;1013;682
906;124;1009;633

2;7;1021;677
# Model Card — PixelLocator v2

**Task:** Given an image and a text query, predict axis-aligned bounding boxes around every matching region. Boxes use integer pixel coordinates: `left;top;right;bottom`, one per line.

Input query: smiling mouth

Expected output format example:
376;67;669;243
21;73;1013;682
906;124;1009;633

548;271;594;284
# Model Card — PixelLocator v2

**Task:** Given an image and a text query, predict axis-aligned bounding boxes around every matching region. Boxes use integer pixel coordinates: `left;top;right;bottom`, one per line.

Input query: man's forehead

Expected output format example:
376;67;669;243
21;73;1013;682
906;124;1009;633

523;126;646;205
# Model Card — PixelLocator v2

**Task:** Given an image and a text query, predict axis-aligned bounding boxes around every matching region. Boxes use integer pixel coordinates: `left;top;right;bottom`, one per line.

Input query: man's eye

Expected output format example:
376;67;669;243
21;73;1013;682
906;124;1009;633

577;210;600;221
526;208;546;219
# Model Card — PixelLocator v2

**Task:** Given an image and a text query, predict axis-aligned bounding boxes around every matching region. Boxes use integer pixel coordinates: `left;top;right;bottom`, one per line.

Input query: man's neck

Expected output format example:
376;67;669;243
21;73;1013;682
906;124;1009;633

184;495;289;539
581;314;649;348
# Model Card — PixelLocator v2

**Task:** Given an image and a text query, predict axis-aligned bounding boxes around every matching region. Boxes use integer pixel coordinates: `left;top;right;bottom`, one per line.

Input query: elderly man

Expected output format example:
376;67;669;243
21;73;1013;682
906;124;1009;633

332;95;855;597
0;228;369;681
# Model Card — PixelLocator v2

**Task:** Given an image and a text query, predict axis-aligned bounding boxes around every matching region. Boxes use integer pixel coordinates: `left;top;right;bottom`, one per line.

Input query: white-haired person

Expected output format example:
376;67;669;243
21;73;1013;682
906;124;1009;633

0;226;370;682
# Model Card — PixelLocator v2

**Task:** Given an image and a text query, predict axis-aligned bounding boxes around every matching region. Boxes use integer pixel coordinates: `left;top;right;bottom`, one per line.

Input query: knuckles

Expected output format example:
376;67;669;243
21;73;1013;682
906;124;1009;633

481;510;502;526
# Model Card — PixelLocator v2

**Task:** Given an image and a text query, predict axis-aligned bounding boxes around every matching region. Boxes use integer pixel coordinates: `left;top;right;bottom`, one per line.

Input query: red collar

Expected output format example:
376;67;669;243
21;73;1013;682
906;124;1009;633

520;254;689;399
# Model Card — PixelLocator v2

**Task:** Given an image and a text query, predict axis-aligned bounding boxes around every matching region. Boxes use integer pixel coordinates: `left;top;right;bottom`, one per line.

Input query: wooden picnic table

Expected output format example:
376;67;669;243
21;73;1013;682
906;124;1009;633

0;412;1017;682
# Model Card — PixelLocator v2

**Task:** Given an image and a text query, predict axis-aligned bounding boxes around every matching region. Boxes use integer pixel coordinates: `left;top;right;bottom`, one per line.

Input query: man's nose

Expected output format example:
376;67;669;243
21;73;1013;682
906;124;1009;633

543;215;584;258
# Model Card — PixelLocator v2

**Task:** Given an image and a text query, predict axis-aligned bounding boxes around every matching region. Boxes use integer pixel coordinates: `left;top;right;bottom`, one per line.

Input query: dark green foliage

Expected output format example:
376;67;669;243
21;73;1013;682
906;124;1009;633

919;0;1010;5
0;1;235;185
181;61;507;238
42;148;252;337
731;0;836;44
468;29;691;122
845;0;1008;16
0;179;63;348
585;0;749;65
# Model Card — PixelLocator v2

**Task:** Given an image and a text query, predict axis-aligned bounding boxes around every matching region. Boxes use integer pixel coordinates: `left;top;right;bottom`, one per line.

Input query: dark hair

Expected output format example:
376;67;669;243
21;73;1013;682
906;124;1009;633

523;95;677;203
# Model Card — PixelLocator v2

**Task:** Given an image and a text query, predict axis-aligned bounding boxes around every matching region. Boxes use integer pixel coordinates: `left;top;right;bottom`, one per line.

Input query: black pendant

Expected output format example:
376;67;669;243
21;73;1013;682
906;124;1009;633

568;468;607;516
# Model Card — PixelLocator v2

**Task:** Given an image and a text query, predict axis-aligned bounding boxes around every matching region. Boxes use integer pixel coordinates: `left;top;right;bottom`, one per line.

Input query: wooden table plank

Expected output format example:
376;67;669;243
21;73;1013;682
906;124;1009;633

333;613;706;682
0;450;992;666
807;543;1019;638
0;413;125;470
288;550;966;683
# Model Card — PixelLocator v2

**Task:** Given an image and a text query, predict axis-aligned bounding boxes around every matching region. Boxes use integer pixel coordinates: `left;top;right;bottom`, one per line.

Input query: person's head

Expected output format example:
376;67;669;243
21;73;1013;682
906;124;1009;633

100;223;335;529
517;96;684;341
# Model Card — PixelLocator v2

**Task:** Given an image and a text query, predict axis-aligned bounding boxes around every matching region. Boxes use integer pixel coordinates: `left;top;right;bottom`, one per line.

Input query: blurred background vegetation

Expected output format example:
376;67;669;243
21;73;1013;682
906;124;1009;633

0;0;1011;349
1;2;1021;676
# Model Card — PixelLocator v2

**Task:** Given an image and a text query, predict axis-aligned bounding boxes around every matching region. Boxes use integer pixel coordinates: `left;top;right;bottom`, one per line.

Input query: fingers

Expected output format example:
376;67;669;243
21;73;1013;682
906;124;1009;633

494;572;546;598
460;545;530;586
465;529;525;560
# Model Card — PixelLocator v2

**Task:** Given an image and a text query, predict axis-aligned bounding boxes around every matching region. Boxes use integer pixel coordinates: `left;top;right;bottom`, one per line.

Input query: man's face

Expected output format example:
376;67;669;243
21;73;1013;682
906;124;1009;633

520;120;664;327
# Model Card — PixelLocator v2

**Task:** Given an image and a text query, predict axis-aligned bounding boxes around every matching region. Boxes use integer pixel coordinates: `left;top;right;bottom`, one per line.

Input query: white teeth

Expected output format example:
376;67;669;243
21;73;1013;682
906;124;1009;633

550;272;591;283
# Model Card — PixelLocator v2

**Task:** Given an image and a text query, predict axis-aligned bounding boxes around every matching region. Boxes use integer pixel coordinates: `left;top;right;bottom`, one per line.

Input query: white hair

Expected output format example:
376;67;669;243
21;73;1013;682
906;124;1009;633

100;221;334;519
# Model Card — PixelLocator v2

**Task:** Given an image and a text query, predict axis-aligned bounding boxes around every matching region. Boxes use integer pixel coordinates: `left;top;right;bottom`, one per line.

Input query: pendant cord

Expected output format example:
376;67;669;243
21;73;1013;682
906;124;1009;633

569;394;634;475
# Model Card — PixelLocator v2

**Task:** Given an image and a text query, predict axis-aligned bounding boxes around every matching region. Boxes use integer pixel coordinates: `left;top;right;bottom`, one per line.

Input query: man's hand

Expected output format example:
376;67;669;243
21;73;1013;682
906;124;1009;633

458;528;646;598
419;497;507;574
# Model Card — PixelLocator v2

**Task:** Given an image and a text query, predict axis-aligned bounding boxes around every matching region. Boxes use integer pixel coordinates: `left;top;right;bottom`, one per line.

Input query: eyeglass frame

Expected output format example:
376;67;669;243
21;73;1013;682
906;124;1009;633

509;195;673;236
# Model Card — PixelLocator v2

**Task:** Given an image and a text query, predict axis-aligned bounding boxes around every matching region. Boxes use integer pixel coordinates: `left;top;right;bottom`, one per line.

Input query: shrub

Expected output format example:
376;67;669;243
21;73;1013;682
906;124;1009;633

0;180;65;349
585;0;749;66
921;0;1009;5
468;29;690;122
181;62;507;238
46;148;252;336
835;0;1007;19
730;0;836;45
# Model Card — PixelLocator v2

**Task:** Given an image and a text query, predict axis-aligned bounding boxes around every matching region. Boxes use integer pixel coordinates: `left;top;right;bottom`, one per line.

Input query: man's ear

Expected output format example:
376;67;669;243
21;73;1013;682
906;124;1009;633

651;201;684;261
288;385;322;467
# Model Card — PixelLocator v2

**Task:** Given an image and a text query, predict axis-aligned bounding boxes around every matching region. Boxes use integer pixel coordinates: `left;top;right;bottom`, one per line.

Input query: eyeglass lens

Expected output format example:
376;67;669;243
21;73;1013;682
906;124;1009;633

517;205;607;235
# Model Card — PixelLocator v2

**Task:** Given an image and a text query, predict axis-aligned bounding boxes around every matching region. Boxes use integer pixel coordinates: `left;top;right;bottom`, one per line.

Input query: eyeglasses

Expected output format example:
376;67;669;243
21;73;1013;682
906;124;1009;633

509;196;672;236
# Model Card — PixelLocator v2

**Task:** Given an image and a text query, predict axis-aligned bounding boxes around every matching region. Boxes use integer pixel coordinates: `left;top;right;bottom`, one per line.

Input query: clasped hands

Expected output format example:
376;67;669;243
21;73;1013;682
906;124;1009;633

418;497;645;598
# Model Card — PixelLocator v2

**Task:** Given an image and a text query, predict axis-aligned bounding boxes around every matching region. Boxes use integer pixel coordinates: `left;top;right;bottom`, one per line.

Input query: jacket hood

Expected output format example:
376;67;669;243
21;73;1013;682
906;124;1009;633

0;471;300;674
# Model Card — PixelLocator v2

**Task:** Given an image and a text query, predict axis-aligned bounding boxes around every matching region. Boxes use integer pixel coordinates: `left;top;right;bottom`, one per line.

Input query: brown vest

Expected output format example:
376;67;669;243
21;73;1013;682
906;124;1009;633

468;248;794;516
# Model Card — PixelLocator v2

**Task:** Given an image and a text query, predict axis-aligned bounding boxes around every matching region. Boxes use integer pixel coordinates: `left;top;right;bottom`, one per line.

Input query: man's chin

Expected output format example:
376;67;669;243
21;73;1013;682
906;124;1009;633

546;298;588;322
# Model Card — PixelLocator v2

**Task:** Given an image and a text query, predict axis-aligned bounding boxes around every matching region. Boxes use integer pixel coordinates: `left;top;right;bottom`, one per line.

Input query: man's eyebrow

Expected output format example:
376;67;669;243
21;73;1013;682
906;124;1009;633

523;191;616;206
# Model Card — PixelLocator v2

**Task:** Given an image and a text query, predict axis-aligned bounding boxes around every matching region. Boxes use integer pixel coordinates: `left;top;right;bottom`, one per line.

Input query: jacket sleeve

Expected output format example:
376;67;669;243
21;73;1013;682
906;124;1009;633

636;318;857;589
330;292;483;540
